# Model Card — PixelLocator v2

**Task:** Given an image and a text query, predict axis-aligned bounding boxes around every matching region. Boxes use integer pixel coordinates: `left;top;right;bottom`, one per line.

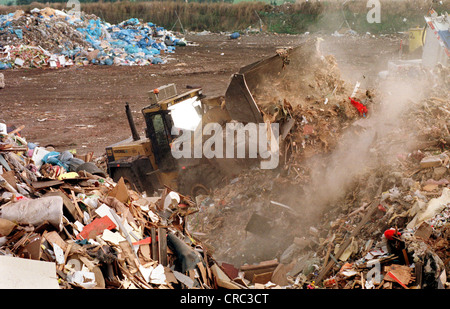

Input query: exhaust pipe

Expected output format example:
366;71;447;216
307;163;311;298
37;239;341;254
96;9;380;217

125;102;140;141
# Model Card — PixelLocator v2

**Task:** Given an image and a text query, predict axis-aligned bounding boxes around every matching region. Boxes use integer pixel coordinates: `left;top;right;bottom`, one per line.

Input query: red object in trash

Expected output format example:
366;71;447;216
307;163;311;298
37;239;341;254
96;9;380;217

77;216;116;240
349;97;368;116
377;204;387;212
384;228;401;240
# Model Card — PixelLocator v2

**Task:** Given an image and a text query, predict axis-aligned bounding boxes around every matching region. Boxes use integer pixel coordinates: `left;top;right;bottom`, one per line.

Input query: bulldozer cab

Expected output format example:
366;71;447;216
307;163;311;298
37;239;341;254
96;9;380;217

144;110;175;172
142;85;204;172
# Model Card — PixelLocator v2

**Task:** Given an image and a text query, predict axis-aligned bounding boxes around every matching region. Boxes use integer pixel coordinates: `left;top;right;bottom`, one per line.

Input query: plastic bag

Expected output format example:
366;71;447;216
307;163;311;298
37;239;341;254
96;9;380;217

0;196;63;230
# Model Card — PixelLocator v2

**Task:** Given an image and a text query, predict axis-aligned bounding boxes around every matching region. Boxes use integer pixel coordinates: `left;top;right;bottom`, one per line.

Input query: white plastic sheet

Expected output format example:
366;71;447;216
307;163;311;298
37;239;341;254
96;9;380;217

0;196;63;230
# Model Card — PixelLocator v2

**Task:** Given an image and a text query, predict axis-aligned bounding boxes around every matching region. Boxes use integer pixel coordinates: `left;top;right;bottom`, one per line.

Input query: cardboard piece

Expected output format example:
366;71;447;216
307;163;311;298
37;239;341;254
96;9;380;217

107;177;130;204
271;262;295;286
0;218;16;236
101;229;125;245
384;264;412;287
139;244;152;262
44;231;68;251
2;171;18;190
414;222;433;240
18;235;42;260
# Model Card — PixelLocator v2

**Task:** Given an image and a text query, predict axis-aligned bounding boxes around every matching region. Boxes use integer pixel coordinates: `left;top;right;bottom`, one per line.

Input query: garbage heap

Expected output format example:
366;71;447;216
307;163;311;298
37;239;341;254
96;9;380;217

0;128;226;289
0;7;186;70
189;96;450;289
187;44;450;289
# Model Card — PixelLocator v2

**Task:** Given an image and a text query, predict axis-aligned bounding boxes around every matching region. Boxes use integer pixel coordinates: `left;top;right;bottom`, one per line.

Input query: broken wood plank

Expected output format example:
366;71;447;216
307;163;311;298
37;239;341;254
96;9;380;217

63;243;72;266
197;262;208;285
253;271;273;284
158;227;167;266
151;227;158;261
240;259;279;272
31;180;64;190
6;229;26;245
71;190;85;220
7;125;25;136
415;261;423;288
0;147;28;152
240;260;279;283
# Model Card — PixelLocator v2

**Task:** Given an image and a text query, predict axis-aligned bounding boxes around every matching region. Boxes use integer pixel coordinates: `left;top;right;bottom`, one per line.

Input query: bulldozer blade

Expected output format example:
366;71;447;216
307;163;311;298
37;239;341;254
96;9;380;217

224;73;263;124
224;38;323;124
224;45;290;124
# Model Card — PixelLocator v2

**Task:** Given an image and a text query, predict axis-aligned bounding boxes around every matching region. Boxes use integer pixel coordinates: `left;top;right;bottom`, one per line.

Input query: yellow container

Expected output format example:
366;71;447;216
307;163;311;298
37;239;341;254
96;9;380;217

409;27;425;53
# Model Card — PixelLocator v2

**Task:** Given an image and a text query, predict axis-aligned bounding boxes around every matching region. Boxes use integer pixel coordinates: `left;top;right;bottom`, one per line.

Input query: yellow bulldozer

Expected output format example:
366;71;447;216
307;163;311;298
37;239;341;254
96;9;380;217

105;84;231;196
105;39;319;196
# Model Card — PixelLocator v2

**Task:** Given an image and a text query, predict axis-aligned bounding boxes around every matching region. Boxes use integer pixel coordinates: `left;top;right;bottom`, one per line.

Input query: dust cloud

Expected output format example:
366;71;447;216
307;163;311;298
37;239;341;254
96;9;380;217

289;76;429;220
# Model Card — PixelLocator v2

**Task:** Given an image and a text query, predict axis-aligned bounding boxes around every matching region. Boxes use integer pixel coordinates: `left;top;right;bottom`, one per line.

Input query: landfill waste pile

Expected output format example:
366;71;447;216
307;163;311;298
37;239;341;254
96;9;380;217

187;43;450;289
0;27;449;290
0;7;186;70
0;127;232;289
189;96;450;289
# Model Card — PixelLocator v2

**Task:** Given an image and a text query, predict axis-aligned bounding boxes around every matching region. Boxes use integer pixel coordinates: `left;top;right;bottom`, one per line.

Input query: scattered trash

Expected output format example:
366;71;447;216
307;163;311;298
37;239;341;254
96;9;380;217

0;10;449;290
0;127;224;289
0;7;188;70
348;97;368;117
184;37;450;290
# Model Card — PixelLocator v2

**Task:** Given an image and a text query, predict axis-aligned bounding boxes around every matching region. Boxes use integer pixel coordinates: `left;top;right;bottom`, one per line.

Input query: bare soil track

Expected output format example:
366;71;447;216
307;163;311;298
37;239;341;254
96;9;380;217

0;33;401;157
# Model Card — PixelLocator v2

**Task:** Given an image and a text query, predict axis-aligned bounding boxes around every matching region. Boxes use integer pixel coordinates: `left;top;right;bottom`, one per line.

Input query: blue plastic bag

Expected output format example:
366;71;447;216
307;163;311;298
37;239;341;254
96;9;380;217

14;28;23;39
104;57;114;65
151;57;163;64
230;32;240;39
42;152;69;171
0;62;11;70
124;44;140;54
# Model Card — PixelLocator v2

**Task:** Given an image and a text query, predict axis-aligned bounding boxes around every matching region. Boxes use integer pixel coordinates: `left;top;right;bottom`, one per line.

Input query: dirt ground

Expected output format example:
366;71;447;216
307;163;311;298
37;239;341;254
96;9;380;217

0;32;402;157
